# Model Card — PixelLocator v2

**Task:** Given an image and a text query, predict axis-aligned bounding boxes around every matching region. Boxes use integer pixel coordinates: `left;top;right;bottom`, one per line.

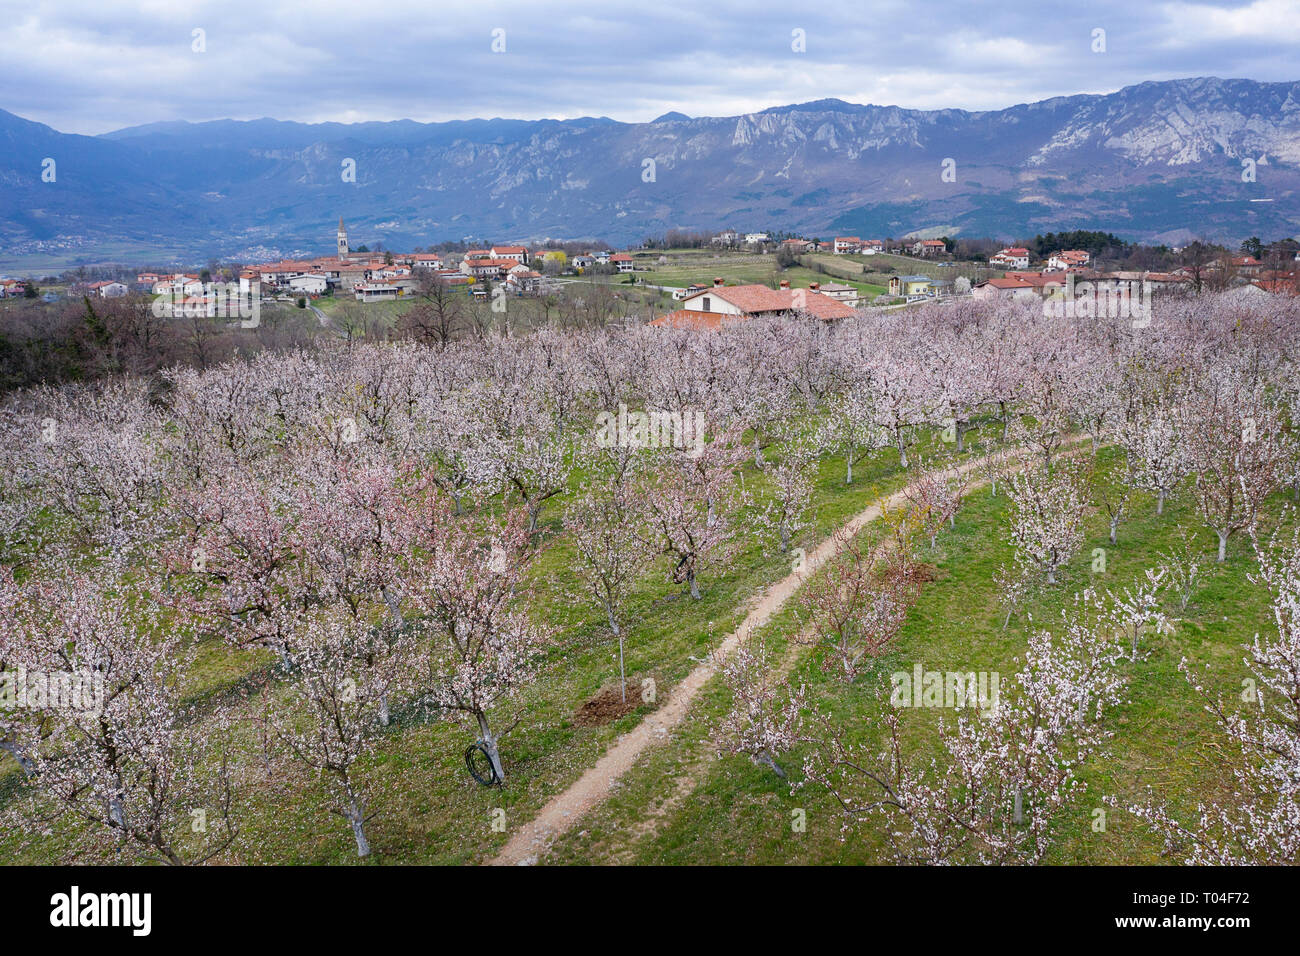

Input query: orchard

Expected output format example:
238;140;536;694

1;291;1298;865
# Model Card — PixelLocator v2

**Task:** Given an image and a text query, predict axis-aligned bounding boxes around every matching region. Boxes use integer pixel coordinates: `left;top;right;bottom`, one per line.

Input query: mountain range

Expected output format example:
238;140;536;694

1;75;1298;269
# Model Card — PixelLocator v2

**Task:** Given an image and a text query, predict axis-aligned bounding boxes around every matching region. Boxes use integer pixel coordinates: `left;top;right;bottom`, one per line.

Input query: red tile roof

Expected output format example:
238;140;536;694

649;310;743;330
681;284;856;320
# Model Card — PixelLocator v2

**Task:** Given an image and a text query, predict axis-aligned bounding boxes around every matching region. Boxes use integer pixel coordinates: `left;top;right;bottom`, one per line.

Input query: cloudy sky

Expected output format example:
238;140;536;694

4;0;1299;135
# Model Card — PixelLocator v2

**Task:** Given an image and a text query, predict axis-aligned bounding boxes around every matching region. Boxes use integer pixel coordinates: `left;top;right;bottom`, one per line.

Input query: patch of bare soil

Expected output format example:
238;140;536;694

907;562;942;583
573;682;644;727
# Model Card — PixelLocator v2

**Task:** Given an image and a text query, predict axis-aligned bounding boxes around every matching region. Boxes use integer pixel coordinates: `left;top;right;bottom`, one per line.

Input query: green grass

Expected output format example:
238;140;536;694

802;251;998;290
630;251;886;300
540;445;1274;865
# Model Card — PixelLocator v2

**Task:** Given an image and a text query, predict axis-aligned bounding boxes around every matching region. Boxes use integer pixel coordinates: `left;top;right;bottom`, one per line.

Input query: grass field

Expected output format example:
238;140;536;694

803;251;1000;289
538;442;1270;865
630;250;887;299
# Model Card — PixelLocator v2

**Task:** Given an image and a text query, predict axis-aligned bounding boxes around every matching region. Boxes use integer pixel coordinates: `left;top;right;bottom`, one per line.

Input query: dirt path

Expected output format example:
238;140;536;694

490;445;1047;865
606;632;809;864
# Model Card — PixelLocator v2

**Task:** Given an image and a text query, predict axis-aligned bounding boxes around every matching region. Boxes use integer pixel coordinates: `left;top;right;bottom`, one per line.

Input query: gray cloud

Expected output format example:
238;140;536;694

4;0;1298;134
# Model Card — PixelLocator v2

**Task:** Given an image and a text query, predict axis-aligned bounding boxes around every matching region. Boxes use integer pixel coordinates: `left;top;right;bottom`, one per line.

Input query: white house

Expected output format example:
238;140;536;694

88;281;128;298
354;278;417;302
474;258;520;279
504;269;543;294
490;245;528;264
289;274;329;295
990;247;1031;270
1045;250;1091;272
974;277;1042;303
154;274;204;296
812;282;860;307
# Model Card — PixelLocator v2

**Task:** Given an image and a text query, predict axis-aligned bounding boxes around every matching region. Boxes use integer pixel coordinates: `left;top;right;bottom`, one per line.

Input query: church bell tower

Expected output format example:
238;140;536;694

337;217;349;259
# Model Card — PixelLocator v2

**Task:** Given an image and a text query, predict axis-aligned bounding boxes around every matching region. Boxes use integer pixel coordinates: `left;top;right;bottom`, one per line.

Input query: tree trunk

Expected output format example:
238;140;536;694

1109;518;1119;545
754;434;764;469
160;845;184;866
610;614;626;703
1157;490;1166;515
476;711;505;783
846;451;853;485
345;786;370;858
1013;788;1024;826
896;429;908;469
756;750;787;779
1217;530;1228;563
688;570;701;601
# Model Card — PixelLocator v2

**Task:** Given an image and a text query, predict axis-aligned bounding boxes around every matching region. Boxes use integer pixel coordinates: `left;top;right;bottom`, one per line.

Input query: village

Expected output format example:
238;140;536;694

7;221;1299;331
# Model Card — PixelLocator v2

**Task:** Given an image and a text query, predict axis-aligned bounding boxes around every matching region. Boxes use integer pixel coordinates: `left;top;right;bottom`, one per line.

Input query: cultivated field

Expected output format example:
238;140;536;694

630;249;888;299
